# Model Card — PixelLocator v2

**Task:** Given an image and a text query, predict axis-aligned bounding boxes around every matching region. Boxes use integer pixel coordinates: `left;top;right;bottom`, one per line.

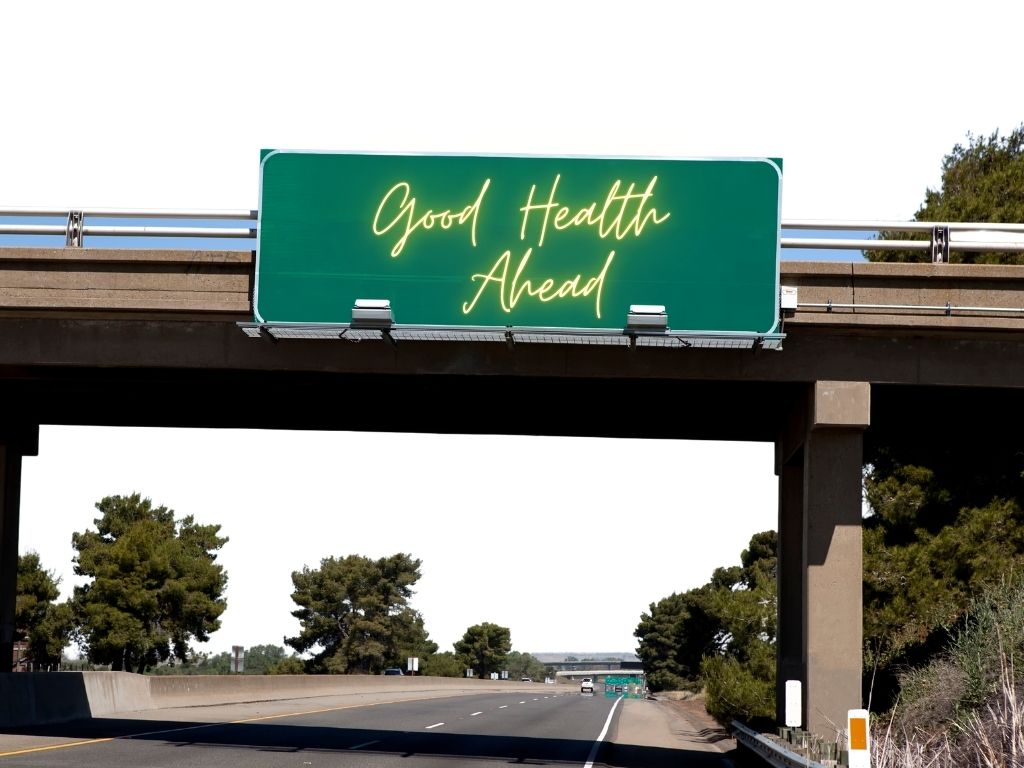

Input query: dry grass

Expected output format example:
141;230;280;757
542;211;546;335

871;577;1024;768
873;654;1023;768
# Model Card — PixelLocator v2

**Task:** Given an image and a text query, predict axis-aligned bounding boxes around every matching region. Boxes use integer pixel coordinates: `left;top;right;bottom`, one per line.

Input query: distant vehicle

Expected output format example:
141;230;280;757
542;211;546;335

383;668;404;676
580;677;594;693
520;677;532;682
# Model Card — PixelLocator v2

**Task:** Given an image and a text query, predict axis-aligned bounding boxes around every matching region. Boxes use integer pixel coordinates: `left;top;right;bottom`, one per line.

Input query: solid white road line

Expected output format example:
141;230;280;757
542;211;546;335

583;696;624;768
349;740;379;750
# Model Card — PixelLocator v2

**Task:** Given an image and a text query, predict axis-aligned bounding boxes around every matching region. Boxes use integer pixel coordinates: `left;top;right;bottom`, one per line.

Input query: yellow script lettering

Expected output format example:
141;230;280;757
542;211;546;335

462;249;616;320
373;179;490;257
518;175;670;248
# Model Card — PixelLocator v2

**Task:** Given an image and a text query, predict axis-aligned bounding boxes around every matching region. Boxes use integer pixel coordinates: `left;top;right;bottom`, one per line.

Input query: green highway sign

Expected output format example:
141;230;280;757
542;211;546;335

255;151;782;334
604;673;646;699
604;675;643;685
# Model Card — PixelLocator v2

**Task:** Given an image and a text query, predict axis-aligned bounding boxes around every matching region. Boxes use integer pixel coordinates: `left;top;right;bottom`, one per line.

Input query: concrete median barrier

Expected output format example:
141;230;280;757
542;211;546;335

148;673;517;707
0;672;546;727
0;672;151;727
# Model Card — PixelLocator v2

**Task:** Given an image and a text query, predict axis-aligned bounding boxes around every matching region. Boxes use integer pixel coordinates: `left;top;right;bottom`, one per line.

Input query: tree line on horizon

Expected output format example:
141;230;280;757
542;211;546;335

15;492;551;681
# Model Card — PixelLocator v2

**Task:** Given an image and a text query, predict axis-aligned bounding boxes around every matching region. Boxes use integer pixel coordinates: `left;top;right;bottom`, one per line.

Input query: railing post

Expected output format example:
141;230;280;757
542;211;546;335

65;211;84;247
929;225;950;263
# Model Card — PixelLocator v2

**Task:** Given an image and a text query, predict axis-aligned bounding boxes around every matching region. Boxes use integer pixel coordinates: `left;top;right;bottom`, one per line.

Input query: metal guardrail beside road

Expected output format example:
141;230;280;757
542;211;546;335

732;720;835;768
1;208;1024;259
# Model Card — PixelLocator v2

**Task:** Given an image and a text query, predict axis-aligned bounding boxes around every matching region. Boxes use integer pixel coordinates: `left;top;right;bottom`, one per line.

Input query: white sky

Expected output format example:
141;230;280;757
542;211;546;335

3;0;1022;657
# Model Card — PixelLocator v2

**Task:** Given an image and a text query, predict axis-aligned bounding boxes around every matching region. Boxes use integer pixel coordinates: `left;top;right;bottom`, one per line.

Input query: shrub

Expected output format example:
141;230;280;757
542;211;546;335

646;670;689;693
892;574;1024;737
701;646;774;725
876;575;1024;766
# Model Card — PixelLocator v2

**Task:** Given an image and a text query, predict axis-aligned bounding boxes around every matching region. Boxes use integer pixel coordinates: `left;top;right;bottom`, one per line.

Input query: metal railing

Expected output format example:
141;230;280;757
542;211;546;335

0;208;256;247
782;220;1024;261
1;208;1024;259
732;720;836;767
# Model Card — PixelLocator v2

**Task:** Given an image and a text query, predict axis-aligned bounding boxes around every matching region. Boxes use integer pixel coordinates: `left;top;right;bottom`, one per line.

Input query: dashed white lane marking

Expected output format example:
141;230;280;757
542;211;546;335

349;740;379;750
425;722;445;729
499;705;508;709
583;696;623;768
470;712;483;717
519;701;526;704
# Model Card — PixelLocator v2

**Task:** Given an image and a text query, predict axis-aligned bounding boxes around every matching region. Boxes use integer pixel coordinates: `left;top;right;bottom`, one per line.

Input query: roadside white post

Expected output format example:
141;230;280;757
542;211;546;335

784;680;802;727
847;709;871;768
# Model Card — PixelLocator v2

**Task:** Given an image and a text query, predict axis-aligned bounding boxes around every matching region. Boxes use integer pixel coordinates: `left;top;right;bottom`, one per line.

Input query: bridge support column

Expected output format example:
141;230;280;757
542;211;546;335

0;425;38;671
776;382;868;738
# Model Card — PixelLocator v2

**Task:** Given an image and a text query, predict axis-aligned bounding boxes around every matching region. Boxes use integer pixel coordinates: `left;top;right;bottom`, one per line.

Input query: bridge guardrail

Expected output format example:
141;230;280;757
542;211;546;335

0;208;257;247
2;208;1024;260
732;720;837;767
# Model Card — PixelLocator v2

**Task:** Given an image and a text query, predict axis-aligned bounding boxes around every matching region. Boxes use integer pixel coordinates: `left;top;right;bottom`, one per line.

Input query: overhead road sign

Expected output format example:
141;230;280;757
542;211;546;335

254;151;783;344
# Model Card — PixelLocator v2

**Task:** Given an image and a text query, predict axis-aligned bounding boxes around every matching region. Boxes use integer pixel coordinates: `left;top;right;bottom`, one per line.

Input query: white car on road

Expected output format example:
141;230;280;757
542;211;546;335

580;677;594;694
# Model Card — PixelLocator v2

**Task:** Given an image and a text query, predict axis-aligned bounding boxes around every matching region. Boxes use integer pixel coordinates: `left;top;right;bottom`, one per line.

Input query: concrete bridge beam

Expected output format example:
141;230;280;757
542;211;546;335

777;382;868;738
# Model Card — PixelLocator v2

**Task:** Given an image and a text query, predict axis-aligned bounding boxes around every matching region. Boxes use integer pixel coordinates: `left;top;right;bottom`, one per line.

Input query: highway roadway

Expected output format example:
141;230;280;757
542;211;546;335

0;690;733;768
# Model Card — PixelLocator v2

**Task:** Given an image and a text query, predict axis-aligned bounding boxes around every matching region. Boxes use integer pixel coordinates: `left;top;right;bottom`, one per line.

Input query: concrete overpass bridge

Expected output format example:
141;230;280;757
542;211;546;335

2;218;1024;737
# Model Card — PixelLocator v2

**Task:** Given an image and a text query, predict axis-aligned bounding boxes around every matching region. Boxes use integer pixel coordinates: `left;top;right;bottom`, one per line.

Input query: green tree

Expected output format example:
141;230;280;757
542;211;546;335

201;651;233;674
16;552;75;667
268;655;305;675
16;552;59;638
863;465;1024;705
635;589;717;691
867;125;1024;264
635;530;777;697
286;553;430;674
390;608;439;665
422;650;466;677
72;493;228;673
708;530;778;658
453;622;511;679
698;532;777;724
700;641;776;724
239;644;283;674
858;126;1024;708
503;650;548;681
861;403;1024;708
148;647;213;675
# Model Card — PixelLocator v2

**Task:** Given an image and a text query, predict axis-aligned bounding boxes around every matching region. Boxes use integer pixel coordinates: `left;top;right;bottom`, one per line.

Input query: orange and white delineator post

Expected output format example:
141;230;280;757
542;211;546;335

847;709;871;768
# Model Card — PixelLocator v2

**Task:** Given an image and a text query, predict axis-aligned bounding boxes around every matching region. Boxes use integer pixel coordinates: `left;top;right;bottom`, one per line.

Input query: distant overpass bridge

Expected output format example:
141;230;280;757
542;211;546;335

542;661;642;672
2;212;1024;736
553;669;638;679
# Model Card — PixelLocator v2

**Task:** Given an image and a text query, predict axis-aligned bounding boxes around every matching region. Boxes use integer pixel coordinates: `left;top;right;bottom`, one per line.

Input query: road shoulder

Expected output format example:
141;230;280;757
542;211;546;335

612;696;735;753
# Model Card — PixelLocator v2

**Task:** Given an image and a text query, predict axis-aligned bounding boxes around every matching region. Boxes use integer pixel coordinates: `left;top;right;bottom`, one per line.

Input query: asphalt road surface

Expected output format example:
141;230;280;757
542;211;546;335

0;691;734;768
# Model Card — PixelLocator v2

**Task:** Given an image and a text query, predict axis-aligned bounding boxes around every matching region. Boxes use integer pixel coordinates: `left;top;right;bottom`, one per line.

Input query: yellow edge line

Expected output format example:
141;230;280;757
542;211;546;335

0;738;115;758
0;692;464;759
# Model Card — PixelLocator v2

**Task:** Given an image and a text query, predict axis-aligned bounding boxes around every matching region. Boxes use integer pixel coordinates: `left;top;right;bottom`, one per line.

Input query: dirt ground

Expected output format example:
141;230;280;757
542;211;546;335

662;697;735;750
612;693;735;755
